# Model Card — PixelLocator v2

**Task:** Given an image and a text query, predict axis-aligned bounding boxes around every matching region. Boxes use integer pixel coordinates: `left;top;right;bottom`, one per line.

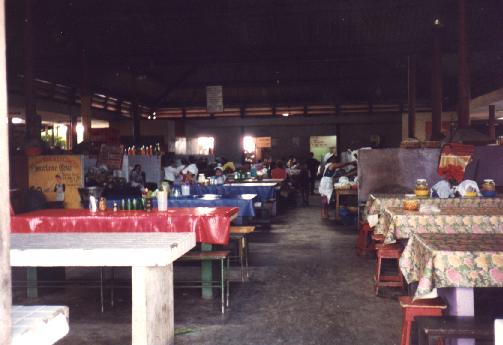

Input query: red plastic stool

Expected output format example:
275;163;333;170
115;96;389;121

356;222;373;256
374;243;404;295
399;296;447;345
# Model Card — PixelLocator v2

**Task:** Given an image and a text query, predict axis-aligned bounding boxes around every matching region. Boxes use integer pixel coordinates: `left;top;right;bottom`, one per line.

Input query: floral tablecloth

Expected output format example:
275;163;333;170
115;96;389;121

364;194;503;220
400;233;503;299
379;207;503;244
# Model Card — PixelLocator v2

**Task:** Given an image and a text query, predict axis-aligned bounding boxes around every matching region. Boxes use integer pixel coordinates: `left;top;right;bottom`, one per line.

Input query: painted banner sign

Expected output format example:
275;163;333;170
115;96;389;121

28;155;84;209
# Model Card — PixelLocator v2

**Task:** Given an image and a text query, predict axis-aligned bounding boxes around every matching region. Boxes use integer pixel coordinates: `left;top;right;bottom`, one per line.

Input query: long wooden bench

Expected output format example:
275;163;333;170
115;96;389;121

177;250;230;314
12;305;69;345
415;316;494;345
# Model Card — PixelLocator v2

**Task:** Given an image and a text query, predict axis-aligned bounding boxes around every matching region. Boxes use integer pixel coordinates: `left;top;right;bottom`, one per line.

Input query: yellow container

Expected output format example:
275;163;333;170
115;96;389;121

403;194;419;211
464;191;478;198
415;179;429;198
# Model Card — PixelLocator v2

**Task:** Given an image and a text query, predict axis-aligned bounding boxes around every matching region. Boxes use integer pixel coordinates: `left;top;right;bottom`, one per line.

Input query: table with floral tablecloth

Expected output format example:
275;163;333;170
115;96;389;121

378;207;503;244
364;193;503;233
399;233;503;299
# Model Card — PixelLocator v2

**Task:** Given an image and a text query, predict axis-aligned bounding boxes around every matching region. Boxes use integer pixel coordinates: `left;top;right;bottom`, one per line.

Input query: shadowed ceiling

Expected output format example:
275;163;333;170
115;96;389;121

5;0;503;118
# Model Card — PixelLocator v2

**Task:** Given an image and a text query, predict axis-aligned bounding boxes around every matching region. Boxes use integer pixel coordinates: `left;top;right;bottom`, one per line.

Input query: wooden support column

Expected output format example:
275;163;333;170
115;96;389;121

131;74;141;145
24;0;38;140
407;55;417;138
69;115;78;149
488;105;496;141
132;265;174;345
431;23;443;139
457;0;471;127
0;0;12;342
81;49;92;142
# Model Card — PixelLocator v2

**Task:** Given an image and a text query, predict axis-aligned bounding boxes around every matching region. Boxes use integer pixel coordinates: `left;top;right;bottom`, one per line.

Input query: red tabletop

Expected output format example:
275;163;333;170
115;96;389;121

10;207;239;245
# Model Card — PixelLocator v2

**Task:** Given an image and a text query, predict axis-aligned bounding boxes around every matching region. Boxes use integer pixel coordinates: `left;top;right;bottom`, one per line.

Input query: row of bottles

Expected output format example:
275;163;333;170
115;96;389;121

125;143;162;156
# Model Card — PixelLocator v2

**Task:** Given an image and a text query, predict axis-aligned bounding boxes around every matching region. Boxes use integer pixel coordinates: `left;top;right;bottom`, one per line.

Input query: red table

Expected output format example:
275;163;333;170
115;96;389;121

11;207;239;300
11;207;239;245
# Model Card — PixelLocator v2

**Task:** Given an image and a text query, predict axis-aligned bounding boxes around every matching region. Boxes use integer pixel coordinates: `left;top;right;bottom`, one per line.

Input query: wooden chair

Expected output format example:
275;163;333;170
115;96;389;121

374;243;404;295
399;296;447;345
230;226;255;282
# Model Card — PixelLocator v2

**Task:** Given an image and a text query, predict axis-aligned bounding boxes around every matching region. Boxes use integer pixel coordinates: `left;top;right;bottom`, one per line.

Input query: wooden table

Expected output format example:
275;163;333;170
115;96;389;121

11;207;238;299
364;193;503;231
400;233;503;345
12;305;69;345
334;188;358;221
379;207;503;244
11;232;196;345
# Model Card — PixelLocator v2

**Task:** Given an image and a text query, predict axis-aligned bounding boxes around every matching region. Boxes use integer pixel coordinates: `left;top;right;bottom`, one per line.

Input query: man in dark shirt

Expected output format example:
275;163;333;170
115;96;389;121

306;152;320;195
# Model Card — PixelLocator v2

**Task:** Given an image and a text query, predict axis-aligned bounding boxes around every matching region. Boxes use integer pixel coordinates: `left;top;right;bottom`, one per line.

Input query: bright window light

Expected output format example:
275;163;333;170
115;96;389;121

197;137;214;155
243;136;256;153
76;123;85;144
11;117;25;124
282;113;289;117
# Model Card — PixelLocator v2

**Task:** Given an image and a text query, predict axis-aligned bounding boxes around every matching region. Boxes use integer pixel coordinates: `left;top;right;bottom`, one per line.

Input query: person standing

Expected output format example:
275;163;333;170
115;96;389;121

318;155;355;219
306;152;320;195
129;164;146;189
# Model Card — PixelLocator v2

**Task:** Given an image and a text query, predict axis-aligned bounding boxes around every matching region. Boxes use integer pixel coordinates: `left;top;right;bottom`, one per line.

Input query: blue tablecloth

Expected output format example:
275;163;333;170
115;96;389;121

106;194;256;218
190;183;277;202
168;195;256;218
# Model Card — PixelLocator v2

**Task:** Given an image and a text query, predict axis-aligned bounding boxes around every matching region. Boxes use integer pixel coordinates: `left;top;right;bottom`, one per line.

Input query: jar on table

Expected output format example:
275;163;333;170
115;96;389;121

481;179;496;197
403;194;419;211
98;197;107;211
415;179;429;198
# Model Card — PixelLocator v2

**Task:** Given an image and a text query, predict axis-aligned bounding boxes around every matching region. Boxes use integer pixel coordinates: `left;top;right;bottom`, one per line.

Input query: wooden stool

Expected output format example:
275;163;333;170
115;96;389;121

399;296;447;345
374;243;404;295
415;316;493;345
230;226;255;282
356;222;373;256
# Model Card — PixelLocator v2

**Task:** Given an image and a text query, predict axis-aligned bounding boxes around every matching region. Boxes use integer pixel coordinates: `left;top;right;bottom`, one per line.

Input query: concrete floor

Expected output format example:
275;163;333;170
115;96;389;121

13;199;404;345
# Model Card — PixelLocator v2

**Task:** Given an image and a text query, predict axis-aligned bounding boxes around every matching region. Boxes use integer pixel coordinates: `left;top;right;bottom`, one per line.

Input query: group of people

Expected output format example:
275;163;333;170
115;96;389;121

131;150;357;218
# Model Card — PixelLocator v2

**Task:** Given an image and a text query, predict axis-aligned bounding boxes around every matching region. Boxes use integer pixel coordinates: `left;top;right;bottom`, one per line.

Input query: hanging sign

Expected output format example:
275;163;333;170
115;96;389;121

206;85;224;113
97;144;124;170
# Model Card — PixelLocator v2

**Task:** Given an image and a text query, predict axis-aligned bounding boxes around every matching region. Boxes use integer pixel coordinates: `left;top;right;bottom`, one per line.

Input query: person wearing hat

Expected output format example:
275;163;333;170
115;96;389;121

213;165;226;185
319;155;355;219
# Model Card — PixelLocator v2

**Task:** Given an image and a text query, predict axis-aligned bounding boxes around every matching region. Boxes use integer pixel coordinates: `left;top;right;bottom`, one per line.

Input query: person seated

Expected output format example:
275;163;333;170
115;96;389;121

213;166;226;185
271;160;287;179
222;160;235;174
287;155;298;169
129;164;146;189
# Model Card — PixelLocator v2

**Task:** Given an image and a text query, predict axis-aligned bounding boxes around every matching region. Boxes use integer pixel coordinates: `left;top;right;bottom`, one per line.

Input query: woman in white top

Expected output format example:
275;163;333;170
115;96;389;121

164;160;179;184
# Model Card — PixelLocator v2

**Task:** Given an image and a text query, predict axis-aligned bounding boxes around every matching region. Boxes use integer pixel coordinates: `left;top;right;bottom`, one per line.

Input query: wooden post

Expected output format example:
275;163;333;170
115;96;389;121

457;0;471;127
488;105;496;141
81;49;92;142
24;0;38;140
0;0;12;342
132;265;174;345
201;243;213;299
407;55;416;138
431;23;443;139
132;73;141;145
69;115;78;149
